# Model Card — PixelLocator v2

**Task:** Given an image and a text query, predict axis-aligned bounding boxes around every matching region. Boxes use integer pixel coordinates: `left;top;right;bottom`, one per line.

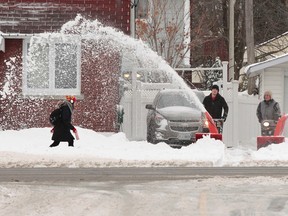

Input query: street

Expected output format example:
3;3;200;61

1;167;288;182
0;167;288;215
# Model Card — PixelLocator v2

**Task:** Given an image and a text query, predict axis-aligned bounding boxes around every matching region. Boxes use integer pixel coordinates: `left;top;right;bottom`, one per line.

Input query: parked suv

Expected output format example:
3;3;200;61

145;89;206;148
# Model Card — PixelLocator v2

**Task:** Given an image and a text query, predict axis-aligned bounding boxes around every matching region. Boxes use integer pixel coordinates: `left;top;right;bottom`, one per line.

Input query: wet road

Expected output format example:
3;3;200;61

0;167;288;182
1;168;288;215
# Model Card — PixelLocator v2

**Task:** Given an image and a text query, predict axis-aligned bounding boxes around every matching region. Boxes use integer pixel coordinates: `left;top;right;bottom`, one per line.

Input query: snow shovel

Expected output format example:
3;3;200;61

195;112;223;141
257;114;288;150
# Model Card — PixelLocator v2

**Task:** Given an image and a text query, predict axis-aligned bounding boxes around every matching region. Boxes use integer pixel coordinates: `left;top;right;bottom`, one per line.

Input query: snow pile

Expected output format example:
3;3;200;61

1;127;288;168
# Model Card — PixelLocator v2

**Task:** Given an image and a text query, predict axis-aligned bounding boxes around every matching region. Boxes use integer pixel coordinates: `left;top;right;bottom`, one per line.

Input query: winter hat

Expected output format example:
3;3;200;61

264;90;272;98
66;95;76;104
211;84;219;92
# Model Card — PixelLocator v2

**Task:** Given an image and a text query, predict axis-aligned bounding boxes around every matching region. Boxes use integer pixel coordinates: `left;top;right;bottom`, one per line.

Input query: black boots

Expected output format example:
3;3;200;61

49;141;60;147
50;141;74;147
68;141;74;147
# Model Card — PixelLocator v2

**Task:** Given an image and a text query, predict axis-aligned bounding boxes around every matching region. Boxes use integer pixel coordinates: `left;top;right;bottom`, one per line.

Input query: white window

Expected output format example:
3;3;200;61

22;34;81;96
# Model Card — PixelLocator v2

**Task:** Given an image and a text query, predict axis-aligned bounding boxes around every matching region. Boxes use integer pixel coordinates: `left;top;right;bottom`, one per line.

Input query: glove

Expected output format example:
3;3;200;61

50;128;54;133
73;127;80;140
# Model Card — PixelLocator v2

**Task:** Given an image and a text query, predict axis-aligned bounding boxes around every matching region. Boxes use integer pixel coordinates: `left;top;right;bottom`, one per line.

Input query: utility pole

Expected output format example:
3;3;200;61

245;0;255;64
245;0;257;95
229;0;235;81
130;0;139;38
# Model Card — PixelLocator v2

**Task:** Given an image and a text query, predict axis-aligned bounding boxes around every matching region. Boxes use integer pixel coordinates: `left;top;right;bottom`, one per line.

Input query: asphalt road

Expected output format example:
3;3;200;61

1;167;288;182
1;167;288;215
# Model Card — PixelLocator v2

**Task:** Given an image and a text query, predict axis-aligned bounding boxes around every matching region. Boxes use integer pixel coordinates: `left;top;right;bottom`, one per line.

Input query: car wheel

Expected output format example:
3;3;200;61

147;125;156;144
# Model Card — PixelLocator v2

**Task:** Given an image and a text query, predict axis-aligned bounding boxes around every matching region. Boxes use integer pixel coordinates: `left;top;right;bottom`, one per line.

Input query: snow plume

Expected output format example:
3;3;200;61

0;57;18;99
0;55;44;130
26;14;205;114
59;14;205;111
0;56;19;130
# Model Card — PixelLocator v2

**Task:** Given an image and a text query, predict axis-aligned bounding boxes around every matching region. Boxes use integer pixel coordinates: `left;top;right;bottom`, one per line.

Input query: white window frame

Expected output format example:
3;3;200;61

22;34;81;96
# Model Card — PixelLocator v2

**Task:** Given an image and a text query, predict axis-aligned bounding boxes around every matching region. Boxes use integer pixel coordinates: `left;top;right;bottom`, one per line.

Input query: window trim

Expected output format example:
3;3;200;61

22;35;82;96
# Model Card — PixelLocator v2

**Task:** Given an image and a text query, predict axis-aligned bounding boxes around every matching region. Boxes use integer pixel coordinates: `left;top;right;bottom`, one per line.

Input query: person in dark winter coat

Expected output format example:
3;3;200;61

256;90;281;123
203;85;229;121
50;96;77;147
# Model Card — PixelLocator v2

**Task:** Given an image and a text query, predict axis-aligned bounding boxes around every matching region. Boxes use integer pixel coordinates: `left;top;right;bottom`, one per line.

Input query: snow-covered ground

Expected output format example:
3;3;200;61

1;15;288;214
2;15;278;168
2;127;288;215
1;127;288;168
1;177;288;216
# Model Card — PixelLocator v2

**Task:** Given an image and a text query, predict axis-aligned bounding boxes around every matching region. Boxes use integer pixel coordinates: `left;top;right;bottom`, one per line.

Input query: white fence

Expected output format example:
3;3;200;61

220;81;260;147
120;65;261;147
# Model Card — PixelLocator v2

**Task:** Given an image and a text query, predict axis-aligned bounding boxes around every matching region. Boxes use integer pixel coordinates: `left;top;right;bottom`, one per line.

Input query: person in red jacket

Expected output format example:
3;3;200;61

203;85;229;121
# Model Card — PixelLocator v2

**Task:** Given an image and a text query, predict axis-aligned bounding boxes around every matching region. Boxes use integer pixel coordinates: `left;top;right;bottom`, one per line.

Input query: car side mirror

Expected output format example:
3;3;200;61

145;104;155;110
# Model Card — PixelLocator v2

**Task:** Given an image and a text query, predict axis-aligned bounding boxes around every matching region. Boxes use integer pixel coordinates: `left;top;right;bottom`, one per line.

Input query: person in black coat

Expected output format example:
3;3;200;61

50;97;77;147
203;85;229;121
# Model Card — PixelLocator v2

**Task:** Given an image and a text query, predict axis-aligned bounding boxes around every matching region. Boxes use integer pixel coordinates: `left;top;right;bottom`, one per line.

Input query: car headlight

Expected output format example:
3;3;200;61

155;113;167;126
123;73;130;79
201;113;209;128
204;119;209;128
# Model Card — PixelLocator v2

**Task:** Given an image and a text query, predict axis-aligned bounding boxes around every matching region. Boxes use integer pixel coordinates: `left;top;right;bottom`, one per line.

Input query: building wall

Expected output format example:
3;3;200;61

0;39;49;130
0;0;131;34
0;0;128;132
203;38;229;62
262;69;285;112
0;38;120;132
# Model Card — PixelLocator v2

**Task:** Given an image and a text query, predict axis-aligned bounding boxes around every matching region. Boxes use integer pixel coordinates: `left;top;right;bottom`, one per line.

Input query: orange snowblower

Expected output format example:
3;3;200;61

257;114;288;150
195;112;223;141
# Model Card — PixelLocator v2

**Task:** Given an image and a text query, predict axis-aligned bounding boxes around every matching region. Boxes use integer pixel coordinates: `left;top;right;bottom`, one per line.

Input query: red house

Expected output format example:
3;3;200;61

0;0;131;132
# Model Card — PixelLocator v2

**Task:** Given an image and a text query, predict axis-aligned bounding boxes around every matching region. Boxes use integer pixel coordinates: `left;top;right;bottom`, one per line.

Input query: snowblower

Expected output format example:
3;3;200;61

195;112;223;141
257;114;288;150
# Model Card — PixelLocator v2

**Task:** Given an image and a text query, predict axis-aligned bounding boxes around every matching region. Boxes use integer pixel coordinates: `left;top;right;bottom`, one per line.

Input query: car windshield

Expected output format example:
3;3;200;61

156;93;197;109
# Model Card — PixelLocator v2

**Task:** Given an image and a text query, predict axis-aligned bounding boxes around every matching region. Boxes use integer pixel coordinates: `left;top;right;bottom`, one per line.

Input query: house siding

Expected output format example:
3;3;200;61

0;0;128;132
263;69;285;112
0;38;121;132
0;0;131;34
245;55;288;121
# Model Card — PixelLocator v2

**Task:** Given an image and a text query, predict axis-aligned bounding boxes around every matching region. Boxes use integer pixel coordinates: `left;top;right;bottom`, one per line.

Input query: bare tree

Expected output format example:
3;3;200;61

136;0;288;91
136;0;220;68
136;0;190;67
190;0;228;67
192;0;288;85
253;0;288;60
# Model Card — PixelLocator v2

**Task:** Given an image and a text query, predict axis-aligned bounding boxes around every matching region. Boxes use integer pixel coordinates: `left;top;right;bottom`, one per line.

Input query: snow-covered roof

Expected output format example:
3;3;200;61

245;53;288;77
256;31;288;47
0;33;34;39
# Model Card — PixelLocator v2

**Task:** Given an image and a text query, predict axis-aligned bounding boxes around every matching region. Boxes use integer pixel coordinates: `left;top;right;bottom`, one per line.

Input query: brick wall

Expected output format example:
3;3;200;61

0;0;131;34
0;38;120;132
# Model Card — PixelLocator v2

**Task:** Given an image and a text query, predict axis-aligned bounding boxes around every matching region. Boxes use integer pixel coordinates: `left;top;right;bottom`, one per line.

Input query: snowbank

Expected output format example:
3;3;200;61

1;127;288;168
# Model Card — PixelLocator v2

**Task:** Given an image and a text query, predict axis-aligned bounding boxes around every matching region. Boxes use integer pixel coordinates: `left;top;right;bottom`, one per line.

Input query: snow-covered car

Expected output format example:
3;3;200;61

145;89;206;148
